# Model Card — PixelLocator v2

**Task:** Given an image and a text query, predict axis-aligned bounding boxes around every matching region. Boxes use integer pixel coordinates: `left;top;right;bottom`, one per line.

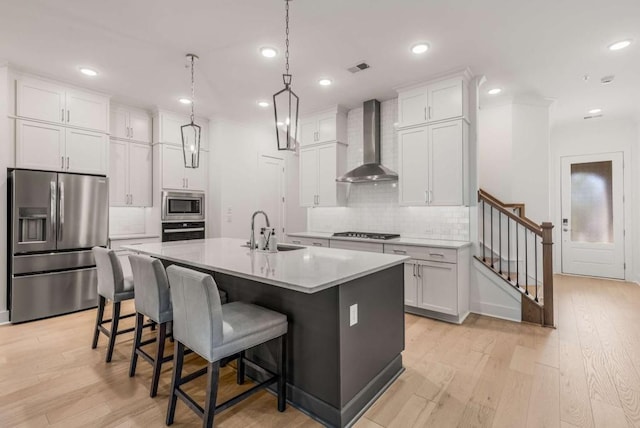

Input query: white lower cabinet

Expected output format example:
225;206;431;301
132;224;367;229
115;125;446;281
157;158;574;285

388;244;470;323
109;140;152;207
16;119;108;174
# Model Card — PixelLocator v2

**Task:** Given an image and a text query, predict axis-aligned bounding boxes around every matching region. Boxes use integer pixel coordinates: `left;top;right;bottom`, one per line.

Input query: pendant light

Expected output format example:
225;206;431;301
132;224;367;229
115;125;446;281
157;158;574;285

181;53;201;168
273;0;299;151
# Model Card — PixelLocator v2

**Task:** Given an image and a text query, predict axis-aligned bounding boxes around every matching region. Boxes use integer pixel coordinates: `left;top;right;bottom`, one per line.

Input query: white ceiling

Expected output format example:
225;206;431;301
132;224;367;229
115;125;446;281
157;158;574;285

1;0;638;126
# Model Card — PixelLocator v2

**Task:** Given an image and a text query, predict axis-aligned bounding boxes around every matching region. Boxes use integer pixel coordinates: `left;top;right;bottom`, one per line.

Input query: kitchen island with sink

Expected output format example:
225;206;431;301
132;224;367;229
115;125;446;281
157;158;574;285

124;237;408;427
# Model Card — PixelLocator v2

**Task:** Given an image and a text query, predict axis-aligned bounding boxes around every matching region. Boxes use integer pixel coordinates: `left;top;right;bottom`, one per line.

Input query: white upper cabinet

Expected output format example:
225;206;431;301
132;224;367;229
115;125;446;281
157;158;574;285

16;119;108;175
299;142;346;207
396;76;467;128
298;106;347;147
110;105;151;144
160;144;207;191
64;128;108;175
398;120;466;206
16;76;109;133
154;110;209;150
109;140;152;207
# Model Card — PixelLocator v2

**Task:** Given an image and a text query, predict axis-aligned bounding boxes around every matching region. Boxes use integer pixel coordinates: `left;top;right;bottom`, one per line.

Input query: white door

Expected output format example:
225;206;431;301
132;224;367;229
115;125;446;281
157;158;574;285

110;109;129;140
185;156;207;191
16;120;65;171
128;143;152;206
299;148;318;207
64;129;108;174
561;153;625;279
404;262;418;306
109;140;128;206
257;155;285;236
65;89;108;132
427;78;463;122
300;118;317;146
317;144;338;206
398;87;427;127
398;127;429;206
419;261;458;315
16;78;66;124
429;120;463;205
129;111;151;144
162;145;186;190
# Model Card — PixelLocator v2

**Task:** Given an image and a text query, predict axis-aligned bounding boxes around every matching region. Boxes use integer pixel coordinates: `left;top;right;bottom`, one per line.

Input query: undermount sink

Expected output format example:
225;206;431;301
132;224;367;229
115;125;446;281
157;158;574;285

241;243;305;252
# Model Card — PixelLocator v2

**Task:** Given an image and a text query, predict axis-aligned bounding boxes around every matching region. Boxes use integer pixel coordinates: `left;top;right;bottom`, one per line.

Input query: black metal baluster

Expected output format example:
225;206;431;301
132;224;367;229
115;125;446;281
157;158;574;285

535;236;539;302
507;218;511;281
524;230;529;295
490;207;494;268
482;200;486;262
516;223;519;287
499;212;502;274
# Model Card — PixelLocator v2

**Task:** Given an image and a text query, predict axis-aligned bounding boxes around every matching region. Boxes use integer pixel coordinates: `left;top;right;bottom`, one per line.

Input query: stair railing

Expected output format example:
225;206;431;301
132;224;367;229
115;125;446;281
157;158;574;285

477;189;554;327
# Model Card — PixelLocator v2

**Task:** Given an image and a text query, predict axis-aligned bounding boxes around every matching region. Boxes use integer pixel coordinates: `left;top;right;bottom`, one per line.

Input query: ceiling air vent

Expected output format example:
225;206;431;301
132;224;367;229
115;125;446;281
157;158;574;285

348;62;371;74
601;75;615;84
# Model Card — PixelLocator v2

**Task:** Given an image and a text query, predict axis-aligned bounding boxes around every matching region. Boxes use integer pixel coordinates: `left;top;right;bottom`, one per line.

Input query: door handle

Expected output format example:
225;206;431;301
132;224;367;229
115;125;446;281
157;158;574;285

58;180;64;241
50;181;56;241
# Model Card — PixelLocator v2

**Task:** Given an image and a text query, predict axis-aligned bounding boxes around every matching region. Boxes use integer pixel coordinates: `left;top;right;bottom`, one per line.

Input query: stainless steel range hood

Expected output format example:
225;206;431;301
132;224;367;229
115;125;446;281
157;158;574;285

336;99;398;183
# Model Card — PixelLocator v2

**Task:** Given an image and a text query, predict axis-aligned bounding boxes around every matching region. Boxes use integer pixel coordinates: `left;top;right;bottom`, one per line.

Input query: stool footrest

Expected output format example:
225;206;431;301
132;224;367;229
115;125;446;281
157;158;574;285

215;376;278;414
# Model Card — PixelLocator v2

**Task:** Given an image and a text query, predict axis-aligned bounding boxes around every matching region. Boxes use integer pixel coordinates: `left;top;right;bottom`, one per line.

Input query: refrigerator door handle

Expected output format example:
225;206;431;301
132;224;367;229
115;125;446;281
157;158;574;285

58;180;64;241
50;181;57;242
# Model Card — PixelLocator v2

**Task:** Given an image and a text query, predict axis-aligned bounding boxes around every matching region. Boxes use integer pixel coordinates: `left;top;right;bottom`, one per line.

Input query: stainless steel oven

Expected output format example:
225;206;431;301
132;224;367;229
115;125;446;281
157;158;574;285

161;191;205;222
162;221;206;242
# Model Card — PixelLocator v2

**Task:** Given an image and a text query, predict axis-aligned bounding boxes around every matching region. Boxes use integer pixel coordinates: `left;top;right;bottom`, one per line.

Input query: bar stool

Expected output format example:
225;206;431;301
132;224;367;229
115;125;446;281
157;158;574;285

128;254;174;397
165;265;288;427
92;247;140;363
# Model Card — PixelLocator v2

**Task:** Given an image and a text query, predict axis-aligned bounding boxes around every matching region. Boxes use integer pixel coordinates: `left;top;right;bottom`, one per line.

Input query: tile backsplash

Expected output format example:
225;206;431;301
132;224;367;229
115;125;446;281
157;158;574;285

109;207;147;236
306;99;470;241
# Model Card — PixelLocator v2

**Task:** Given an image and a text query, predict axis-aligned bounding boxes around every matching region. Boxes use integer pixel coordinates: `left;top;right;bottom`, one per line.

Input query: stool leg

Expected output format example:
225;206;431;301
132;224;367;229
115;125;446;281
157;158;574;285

129;313;144;377
91;295;106;349
277;334;287;412
236;351;245;385
203;361;220;428
105;301;121;363
166;342;184;426
150;322;167;398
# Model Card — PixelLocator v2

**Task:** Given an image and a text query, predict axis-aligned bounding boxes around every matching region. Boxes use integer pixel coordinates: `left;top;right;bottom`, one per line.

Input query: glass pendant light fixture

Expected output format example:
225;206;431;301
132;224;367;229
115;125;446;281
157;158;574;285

273;0;299;151
181;53;201;168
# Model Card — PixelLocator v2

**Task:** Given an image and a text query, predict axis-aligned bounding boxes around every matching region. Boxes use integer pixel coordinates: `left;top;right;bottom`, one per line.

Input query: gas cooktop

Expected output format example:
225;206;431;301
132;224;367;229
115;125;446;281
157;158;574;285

332;231;400;240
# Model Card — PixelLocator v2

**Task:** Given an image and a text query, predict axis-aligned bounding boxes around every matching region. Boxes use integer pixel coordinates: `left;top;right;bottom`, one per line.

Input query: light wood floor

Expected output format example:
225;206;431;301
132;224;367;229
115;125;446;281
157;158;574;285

1;274;639;427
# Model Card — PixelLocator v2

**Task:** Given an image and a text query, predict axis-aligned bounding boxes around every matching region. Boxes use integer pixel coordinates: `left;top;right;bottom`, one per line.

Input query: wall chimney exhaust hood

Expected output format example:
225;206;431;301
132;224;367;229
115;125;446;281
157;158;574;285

336;99;398;183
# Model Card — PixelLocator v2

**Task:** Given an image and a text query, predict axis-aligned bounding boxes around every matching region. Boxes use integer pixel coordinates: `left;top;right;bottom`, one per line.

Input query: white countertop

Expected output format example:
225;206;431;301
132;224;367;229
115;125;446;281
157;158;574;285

110;234;160;241
123;238;409;294
287;231;472;249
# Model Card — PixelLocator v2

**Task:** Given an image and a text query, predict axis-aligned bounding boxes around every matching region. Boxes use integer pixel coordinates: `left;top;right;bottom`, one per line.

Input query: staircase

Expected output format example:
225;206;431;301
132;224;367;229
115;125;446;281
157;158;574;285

476;189;554;327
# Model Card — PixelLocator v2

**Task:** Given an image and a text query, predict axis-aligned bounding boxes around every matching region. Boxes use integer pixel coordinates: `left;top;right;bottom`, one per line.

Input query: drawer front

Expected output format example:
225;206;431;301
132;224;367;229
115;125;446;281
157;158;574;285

384;244;457;263
287;236;329;248
109;237;159;251
329;240;384;253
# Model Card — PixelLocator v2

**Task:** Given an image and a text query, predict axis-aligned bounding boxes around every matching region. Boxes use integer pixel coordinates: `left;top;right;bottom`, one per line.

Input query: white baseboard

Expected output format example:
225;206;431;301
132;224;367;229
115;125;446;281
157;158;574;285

0;310;9;325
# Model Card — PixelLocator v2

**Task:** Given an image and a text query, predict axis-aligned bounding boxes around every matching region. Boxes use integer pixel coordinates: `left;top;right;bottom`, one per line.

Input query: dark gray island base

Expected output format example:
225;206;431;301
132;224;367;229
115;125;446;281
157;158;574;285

162;259;405;427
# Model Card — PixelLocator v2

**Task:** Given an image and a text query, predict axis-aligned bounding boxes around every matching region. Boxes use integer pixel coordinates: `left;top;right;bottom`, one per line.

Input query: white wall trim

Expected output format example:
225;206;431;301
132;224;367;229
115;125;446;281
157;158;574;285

0;310;9;324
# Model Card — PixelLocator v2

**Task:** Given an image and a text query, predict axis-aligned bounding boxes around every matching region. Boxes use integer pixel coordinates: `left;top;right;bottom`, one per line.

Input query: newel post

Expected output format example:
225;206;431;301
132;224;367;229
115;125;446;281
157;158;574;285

541;222;554;327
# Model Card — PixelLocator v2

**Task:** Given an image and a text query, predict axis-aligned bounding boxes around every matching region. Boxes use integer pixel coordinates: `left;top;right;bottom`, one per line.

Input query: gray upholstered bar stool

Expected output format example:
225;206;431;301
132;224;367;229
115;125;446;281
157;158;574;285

92;246;140;363
166;265;288;428
128;254;174;397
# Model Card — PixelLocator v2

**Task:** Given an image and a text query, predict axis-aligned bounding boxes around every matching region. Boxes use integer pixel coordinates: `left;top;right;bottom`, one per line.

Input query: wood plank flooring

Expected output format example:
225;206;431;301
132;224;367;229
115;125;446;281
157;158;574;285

1;274;639;427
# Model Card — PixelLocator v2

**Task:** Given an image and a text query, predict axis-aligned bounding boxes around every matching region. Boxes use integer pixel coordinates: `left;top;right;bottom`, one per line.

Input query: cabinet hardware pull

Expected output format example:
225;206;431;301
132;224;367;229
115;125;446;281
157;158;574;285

131;128;134;138
425;190;428;203
417;265;422;277
66;157;69;170
429;253;445;257
393;249;407;254
292;240;301;244
186;178;189;188
424;107;427;120
61;109;64;122
312;242;323;246
61;156;64;169
428;106;432;119
67;110;70;123
412;263;416;276
130;194;133;204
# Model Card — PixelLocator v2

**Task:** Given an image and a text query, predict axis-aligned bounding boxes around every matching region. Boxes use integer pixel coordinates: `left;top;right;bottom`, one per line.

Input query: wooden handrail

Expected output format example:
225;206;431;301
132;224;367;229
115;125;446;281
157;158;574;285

478;189;541;235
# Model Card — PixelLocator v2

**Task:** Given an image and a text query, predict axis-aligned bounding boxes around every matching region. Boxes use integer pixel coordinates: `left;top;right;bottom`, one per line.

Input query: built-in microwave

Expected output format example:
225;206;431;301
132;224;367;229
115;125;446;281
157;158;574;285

161;191;205;222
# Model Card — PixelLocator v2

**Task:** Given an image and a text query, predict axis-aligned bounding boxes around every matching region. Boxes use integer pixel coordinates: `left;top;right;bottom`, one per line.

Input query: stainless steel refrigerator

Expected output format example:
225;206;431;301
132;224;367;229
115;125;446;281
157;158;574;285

8;169;109;323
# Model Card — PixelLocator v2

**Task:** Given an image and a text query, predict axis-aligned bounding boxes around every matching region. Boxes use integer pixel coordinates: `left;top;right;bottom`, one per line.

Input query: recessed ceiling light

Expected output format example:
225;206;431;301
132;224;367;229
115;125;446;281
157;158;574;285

487;88;502;95
588;108;602;114
260;47;278;58
608;40;632;51
318;78;333;86
257;100;270;108
178;98;192;105
411;43;429;54
79;67;98;77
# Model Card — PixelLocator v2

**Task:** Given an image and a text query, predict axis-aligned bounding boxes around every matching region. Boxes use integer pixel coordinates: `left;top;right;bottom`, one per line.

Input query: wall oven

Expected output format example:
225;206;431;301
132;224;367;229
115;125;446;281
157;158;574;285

162;221;206;242
161;191;205;222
